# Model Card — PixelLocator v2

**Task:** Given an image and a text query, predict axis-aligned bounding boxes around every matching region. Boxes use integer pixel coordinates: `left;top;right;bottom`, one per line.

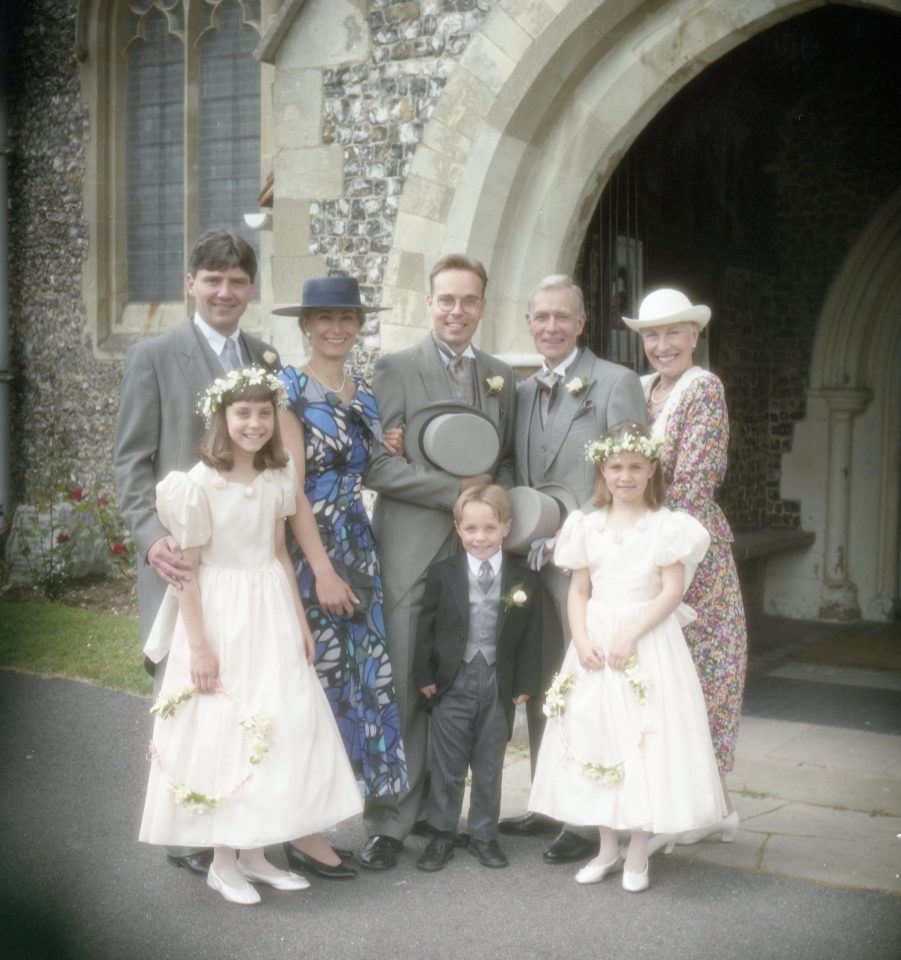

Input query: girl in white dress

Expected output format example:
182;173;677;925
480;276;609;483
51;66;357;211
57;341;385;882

139;368;362;905
528;422;726;892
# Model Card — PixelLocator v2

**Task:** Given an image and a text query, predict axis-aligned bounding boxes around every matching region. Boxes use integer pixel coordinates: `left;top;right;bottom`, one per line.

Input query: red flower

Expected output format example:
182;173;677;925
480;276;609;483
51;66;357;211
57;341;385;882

111;541;127;555
56;532;71;544
72;486;84;502
98;495;109;508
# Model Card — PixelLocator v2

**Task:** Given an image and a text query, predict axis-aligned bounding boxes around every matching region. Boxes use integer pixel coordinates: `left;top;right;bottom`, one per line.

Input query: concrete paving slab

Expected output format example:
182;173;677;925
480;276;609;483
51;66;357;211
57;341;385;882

734;715;816;758
771;662;901;692
765;724;901;772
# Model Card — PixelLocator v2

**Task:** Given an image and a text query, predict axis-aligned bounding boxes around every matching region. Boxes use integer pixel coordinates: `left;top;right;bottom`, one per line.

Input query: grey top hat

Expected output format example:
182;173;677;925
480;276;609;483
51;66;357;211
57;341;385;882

505;482;580;555
406;401;500;477
272;276;388;316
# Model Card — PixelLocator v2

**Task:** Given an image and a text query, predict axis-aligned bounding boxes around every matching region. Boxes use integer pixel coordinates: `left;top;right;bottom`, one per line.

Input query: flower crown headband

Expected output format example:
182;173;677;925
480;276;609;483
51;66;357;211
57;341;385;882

585;431;664;464
199;367;289;423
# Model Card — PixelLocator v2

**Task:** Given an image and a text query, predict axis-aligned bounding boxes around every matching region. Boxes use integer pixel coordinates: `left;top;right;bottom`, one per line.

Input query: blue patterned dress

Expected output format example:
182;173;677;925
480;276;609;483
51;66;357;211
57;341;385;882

279;367;408;799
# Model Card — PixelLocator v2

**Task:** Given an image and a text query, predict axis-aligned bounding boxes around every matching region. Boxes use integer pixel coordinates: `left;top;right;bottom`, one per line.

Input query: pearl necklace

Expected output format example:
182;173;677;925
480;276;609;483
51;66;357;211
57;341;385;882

649;378;674;405
305;362;347;395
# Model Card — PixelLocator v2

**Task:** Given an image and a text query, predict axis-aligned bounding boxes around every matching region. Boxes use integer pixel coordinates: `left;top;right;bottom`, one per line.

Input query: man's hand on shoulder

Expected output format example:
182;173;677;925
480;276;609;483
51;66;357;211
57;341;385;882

147;536;192;588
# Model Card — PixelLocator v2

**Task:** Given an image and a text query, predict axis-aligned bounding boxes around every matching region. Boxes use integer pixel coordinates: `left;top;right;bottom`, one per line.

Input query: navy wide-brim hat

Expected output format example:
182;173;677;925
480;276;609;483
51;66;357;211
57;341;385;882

271;276;388;316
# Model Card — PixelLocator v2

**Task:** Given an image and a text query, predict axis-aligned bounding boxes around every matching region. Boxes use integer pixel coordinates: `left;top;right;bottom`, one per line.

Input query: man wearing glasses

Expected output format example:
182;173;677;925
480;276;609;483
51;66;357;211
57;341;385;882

360;254;516;869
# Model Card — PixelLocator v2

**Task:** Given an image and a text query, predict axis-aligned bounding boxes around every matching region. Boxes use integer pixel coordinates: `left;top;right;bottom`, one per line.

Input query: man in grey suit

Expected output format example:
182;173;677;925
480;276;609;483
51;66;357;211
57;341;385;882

114;229;278;874
499;274;646;863
360;254;516;870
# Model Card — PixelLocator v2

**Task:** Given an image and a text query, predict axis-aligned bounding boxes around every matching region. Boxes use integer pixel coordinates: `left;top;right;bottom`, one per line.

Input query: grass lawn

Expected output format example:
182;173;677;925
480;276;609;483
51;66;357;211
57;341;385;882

0;598;151;696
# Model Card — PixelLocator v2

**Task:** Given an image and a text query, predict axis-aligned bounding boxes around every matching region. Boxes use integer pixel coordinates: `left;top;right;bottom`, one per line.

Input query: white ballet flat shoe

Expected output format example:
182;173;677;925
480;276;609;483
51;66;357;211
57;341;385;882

238;862;311;891
645;833;677;857
677;810;740;846
207;864;261;905
621;863;649;893
575;853;622;885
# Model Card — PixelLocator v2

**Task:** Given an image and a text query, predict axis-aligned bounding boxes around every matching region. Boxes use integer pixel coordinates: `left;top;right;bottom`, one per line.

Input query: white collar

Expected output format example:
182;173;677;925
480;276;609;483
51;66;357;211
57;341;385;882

466;550;502;577
541;347;579;379
433;331;476;365
193;313;243;359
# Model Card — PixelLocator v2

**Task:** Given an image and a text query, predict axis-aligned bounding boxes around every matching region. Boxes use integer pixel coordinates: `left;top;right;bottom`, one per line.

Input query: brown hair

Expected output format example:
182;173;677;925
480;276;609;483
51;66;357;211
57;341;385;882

188;229;257;284
592;421;666;509
199;383;289;472
453;483;512;526
429;253;488;297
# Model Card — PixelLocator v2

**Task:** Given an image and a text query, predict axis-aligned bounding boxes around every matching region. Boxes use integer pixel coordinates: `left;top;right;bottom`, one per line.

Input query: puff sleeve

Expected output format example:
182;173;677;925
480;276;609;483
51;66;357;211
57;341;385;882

553;510;589;570
155;471;212;549
272;455;299;519
654;509;711;596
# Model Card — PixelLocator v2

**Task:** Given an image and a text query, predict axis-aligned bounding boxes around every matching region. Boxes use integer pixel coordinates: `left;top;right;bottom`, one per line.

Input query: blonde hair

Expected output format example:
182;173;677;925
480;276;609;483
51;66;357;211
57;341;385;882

453;483;512;525
199;383;289;472
592;421;666;509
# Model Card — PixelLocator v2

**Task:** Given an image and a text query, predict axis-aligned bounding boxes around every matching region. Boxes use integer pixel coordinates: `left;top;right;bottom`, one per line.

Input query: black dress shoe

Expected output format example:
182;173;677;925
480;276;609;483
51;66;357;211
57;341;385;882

359;835;403;871
543;829;599;864
469;839;509;869
416;834;455;872
413;820;470;847
166;850;213;875
330;844;354;860
498;812;560;837
283;842;357;879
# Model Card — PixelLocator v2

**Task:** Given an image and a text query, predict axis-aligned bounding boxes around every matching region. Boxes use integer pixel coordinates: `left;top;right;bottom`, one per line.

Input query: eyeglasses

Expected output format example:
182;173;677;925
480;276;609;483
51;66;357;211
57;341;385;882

435;295;482;314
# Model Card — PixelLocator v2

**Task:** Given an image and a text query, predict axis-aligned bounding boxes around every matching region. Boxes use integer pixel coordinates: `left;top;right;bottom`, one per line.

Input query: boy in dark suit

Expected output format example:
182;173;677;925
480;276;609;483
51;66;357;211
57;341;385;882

413;485;541;871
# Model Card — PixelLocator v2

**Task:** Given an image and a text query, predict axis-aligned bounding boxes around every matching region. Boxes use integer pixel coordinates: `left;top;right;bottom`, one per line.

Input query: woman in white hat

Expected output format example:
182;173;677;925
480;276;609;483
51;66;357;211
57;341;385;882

273;277;409;879
623;288;747;848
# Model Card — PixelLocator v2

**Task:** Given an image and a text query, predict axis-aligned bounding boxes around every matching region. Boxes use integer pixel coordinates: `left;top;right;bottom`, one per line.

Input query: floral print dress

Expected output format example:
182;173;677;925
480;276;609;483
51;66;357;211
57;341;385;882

279;367;408;799
643;368;748;776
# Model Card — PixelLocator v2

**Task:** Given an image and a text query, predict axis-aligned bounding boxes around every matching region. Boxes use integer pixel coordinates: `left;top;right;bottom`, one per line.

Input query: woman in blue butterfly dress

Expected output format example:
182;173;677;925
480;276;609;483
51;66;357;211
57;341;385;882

275;279;408;876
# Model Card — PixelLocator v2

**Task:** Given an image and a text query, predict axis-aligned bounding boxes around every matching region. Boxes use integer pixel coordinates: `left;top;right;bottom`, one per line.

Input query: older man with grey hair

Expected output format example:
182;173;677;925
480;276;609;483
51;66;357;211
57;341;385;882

501;274;646;864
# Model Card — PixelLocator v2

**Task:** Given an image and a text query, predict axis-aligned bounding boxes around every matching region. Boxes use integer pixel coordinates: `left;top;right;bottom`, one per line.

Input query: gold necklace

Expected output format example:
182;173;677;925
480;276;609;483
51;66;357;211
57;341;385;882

305;362;347;395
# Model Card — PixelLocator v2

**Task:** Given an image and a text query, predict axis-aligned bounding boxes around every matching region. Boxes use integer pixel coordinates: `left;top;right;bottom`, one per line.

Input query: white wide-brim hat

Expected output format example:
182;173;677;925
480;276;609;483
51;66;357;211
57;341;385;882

505;483;580;555
406;401;500;476
622;288;711;332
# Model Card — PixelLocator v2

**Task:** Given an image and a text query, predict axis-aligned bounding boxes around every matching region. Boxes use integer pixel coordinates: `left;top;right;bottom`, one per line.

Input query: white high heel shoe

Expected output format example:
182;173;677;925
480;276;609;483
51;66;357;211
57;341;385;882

238;861;311;891
207;864;261;905
575;853;622;885
645;833;677;857
622;862;649;893
677;810;740;846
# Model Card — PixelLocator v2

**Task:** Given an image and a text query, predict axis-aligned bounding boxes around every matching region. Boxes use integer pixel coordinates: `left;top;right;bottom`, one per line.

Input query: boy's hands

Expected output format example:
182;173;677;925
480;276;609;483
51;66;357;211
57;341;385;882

419;684;438;699
512;694;530;705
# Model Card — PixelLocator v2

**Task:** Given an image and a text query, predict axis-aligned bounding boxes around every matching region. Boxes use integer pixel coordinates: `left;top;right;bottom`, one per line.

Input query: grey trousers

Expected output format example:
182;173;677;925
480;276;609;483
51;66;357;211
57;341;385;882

427;655;508;842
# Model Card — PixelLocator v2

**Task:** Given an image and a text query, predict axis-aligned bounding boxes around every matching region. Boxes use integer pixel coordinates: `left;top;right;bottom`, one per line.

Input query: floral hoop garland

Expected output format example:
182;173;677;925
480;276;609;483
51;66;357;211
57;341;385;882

198;367;289;424
585;431;664;464
542;658;653;784
148;685;273;814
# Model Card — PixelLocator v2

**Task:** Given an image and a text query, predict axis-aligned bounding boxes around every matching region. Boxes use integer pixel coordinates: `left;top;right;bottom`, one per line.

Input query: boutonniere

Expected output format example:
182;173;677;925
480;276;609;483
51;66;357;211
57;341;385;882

261;349;279;370
485;374;505;396
565;376;587;396
502;583;528;609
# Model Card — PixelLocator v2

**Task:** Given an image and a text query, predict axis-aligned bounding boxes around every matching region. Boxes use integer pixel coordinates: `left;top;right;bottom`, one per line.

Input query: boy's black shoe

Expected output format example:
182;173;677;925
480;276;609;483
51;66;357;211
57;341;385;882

468;839;509;869
416;834;456;872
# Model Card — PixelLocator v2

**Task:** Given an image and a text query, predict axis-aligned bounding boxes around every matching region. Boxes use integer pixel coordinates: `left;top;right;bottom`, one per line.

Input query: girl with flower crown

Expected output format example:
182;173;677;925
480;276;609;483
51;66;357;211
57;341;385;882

527;421;726;893
139;368;361;905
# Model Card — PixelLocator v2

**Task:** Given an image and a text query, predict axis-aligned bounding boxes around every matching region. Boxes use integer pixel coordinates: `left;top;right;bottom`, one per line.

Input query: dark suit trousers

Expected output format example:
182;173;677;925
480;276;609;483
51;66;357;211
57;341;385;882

426;654;508;842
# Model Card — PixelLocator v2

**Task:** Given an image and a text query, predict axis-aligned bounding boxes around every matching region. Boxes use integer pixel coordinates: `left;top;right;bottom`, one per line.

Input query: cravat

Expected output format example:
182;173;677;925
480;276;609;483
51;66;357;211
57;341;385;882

447;353;476;405
477;560;495;593
535;369;561;425
220;336;241;371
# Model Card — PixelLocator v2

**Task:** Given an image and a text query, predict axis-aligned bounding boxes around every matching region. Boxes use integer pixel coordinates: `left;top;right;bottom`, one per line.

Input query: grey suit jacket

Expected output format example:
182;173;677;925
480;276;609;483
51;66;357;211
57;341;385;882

114;318;278;641
365;334;516;616
514;348;646;507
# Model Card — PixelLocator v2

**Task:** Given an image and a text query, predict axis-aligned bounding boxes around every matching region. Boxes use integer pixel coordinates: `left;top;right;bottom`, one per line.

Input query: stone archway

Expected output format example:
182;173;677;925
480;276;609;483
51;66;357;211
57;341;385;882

770;187;901;622
380;0;901;355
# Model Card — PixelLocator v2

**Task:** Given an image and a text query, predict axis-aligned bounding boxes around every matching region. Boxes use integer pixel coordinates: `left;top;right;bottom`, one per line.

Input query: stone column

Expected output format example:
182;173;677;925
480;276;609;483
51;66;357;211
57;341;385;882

817;388;870;620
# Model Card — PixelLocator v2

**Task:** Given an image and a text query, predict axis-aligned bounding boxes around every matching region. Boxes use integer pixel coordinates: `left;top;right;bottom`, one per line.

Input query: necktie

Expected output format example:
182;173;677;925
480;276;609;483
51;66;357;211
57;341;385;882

447;353;476;405
477;560;495;593
221;337;241;372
